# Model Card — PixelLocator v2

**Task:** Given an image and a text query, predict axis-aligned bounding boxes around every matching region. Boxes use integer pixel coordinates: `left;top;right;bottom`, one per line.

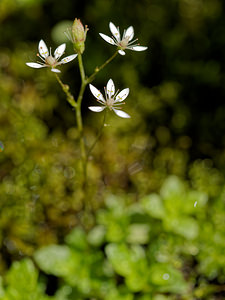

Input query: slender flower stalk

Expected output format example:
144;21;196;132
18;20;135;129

78;54;86;84
54;74;76;107
87;51;118;83
75;53;88;189
87;109;107;157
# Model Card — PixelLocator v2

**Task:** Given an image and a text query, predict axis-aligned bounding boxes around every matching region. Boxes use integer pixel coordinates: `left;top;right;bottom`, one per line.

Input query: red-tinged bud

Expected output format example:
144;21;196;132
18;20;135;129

71;18;88;54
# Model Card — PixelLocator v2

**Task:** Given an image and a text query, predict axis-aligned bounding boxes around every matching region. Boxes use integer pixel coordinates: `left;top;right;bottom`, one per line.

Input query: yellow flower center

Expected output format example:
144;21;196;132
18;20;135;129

45;56;56;66
119;37;130;49
107;97;115;108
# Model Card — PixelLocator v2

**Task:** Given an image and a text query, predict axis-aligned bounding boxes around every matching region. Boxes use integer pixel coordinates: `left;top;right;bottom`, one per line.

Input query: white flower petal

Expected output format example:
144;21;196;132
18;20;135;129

26;62;45;69
99;33;115;45
118;49;126;55
51;68;61;73
89;84;105;102
109;22;120;41
38;40;49;58
106;79;115;98
129;46;148;51
115;88;129;102
112;108;130;118
125;26;134;41
89;106;105;112
54;43;66;59
60;54;78;64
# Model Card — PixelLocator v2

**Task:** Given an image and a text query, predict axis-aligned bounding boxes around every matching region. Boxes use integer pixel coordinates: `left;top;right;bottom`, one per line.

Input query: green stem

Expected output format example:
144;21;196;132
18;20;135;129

76;54;88;183
78;53;86;85
75;52;117;191
55;74;76;108
87;51;118;83
87;109;107;158
55;51;118;214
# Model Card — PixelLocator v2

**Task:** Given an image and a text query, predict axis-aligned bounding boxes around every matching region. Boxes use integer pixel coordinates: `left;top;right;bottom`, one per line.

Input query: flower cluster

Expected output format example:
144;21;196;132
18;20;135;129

26;21;148;118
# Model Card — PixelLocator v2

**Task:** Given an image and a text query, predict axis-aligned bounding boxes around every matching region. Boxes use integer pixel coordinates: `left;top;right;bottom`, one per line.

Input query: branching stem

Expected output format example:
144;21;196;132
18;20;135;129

55;50;118;205
87;51;118;83
55;74;76;107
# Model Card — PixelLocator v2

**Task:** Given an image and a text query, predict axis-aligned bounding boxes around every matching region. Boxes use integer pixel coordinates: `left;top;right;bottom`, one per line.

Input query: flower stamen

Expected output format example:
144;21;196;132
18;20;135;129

99;22;148;55
26;40;78;73
88;79;131;118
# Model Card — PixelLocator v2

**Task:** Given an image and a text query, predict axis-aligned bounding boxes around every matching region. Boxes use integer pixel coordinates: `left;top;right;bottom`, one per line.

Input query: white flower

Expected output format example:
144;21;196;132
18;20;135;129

99;22;148;55
26;40;77;73
89;79;131;118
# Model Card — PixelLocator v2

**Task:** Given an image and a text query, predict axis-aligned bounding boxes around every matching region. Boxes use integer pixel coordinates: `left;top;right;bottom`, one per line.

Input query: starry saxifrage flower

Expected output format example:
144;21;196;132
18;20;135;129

99;22;148;55
26;40;77;73
89;79;130;118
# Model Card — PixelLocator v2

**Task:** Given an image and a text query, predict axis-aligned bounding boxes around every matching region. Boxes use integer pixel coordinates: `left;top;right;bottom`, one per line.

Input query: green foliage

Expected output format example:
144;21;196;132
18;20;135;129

0;174;225;299
29;177;224;298
0;259;51;300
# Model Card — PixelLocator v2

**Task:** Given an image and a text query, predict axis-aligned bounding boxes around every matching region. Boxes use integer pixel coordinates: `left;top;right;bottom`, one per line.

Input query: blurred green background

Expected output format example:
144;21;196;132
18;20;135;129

0;0;225;299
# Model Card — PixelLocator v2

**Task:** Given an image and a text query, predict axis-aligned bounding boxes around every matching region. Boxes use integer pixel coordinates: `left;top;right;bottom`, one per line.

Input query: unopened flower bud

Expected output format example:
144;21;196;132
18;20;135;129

71;18;88;54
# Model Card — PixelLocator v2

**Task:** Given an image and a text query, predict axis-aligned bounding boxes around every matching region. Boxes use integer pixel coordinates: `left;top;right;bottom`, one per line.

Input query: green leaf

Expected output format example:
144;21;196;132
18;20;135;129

34;245;74;277
186;190;208;213
98;209;129;243
164;216;199;240
4;259;46;300
125;274;148;292
126;224;149;244
160;176;186;200
141;194;165;219
149;263;188;294
65;227;88;250
87;225;105;246
105;243;134;277
105;244;149;292
107;287;134;300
